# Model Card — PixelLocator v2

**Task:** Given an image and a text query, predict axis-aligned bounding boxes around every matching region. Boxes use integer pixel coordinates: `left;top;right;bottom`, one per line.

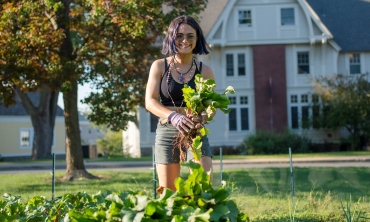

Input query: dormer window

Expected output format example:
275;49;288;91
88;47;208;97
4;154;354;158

281;8;295;26
349;53;361;74
238;10;252;26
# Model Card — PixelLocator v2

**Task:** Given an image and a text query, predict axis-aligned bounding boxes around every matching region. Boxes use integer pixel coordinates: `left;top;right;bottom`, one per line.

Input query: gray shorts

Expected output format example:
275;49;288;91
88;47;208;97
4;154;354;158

154;118;213;164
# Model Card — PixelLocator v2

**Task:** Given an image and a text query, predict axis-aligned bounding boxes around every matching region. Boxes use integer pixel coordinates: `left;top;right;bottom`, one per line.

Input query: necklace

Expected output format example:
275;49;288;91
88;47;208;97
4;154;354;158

173;56;194;83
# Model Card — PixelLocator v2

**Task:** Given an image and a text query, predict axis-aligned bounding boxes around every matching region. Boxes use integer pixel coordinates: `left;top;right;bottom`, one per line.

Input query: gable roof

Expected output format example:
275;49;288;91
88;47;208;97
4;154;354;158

200;0;370;52
306;0;370;52
198;0;229;37
0;92;64;116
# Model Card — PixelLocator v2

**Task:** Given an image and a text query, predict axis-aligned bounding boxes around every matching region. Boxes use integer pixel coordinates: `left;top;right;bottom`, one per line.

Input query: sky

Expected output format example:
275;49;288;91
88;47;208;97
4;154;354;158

57;83;93;111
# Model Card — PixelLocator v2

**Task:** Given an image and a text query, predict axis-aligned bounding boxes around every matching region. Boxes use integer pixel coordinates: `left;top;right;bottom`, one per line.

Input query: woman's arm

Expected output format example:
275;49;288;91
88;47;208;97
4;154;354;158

145;59;173;118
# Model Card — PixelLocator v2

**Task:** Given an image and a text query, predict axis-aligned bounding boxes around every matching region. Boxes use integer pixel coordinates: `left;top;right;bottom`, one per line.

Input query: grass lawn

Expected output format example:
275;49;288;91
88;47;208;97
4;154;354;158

1;151;369;165
1;166;369;221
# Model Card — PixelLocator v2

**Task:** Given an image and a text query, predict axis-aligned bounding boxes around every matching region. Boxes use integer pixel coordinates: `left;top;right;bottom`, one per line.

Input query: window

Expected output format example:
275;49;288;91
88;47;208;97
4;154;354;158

20;129;31;148
229;109;237;131
226;53;247;77
312;105;320;129
301;106;309;129
150;113;158;133
241;108;249;130
238;10;252;26
297;52;310;74
291;95;298;103
312;94;320;129
226;54;234;76
349;53;361;74
238;54;246;76
290;94;320;129
240;96;248;104
301;95;308;103
228;96;249;131
281;8;295;26
291;107;299;129
20;128;54;149
229;96;236;105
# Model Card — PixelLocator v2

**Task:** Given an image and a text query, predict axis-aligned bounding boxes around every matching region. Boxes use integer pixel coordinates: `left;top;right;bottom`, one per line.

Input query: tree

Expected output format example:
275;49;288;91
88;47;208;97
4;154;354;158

0;0;208;180
0;0;65;160
312;74;370;150
97;130;123;157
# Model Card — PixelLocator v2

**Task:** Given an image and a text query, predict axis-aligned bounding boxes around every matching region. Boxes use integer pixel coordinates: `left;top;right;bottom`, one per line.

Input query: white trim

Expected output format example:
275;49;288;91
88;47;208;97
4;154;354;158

219;38;311;46
298;0;333;38
207;0;237;40
328;40;341;52
19;128;33;149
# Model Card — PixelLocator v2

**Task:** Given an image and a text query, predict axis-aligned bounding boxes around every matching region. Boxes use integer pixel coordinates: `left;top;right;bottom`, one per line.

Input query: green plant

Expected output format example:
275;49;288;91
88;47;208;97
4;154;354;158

180;74;235;160
288;197;298;222
340;194;369;222
0;162;249;221
239;129;312;155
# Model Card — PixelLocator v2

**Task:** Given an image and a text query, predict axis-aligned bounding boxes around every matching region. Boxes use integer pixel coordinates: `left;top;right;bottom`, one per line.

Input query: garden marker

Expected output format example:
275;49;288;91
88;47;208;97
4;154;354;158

152;146;157;199
289;148;295;207
52;153;55;201
220;147;223;184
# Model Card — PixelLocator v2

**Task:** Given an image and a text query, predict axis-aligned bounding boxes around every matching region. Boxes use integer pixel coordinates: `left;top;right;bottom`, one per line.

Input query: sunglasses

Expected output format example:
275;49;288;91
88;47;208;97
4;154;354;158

175;34;197;42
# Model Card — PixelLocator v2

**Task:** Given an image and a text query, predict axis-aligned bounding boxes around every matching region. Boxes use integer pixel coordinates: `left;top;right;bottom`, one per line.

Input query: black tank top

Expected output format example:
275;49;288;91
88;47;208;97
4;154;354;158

160;58;202;107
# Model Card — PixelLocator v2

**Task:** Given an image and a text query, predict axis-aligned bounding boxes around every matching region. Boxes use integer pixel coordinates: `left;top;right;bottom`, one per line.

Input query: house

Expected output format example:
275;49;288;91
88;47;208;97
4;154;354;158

0;93;66;159
79;113;104;146
125;0;370;156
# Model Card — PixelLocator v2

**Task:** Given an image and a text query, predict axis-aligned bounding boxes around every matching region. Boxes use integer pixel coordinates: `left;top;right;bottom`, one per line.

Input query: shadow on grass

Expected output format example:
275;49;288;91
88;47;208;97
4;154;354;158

219;167;370;198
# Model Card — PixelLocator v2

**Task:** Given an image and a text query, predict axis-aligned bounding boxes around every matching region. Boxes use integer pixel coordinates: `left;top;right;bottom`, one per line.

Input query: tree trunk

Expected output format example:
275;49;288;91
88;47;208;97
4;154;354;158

62;79;96;180
14;86;58;160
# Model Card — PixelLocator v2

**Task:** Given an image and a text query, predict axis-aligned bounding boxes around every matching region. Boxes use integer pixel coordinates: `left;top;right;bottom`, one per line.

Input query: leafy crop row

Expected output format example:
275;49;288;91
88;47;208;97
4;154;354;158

0;161;249;222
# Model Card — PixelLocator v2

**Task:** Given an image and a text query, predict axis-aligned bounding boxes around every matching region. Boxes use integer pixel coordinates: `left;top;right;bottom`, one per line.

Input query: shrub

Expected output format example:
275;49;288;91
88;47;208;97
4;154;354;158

238;130;312;155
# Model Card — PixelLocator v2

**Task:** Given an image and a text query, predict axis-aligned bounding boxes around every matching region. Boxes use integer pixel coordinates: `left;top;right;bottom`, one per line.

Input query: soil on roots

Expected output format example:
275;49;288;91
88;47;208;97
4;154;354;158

173;130;198;162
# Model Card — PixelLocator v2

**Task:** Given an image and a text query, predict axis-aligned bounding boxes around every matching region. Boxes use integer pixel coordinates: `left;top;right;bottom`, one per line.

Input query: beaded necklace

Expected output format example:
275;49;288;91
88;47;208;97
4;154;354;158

166;57;195;112
173;56;194;83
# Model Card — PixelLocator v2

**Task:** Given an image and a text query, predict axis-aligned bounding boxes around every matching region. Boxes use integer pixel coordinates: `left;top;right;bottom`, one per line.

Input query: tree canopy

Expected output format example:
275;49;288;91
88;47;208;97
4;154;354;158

0;0;209;178
312;74;370;149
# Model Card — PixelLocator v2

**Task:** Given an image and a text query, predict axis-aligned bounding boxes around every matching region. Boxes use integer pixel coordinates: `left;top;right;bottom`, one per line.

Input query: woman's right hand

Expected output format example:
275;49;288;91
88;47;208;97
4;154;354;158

168;111;194;134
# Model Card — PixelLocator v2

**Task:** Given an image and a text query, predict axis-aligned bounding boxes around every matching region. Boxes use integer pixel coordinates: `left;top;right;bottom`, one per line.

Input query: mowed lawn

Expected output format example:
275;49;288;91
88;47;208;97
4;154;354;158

1;166;369;221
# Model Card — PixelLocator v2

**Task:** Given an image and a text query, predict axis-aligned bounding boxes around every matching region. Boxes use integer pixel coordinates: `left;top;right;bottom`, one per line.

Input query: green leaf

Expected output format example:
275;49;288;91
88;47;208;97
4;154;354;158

191;136;203;161
213;188;230;204
121;208;136;222
133;195;148;211
225;200;240;222
210;204;230;221
105;193;124;205
68;210;98;221
174;177;185;195
188;208;212;222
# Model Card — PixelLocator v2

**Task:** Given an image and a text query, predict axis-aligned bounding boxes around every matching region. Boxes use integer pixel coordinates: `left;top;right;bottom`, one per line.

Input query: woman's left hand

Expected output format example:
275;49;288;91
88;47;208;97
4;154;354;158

189;111;208;124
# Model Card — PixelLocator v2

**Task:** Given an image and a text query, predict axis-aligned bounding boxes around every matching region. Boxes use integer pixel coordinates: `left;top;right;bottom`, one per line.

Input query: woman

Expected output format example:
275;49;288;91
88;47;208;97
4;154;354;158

145;15;215;191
